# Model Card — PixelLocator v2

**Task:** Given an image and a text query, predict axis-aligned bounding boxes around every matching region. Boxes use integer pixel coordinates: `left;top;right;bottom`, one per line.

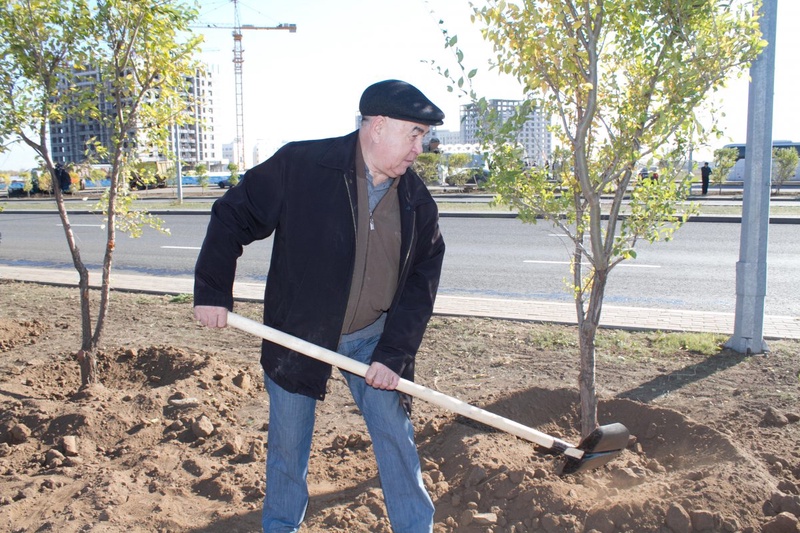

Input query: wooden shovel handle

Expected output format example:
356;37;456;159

226;312;577;453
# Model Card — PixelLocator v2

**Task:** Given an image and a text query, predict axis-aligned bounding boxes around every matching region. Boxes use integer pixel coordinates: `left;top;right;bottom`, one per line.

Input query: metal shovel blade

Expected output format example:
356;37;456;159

558;423;630;475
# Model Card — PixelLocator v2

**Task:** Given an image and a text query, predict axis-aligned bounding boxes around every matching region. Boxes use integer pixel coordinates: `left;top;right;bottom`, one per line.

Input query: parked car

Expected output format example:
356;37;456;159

7;180;26;197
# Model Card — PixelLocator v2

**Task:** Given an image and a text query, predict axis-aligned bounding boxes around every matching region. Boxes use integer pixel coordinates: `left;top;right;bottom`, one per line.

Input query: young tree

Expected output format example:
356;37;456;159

0;0;202;387
446;152;474;186
772;147;799;194
33;165;52;194
227;162;240;187
712;146;740;193
413;152;442;185
194;162;209;190
450;0;762;436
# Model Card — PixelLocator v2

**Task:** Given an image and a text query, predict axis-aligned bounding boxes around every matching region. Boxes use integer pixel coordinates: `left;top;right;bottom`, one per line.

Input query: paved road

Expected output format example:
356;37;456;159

0;195;800;339
2;212;799;316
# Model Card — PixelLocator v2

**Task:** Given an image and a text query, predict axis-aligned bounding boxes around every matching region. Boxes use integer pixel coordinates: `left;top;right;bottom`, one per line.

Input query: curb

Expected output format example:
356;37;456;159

1;265;799;340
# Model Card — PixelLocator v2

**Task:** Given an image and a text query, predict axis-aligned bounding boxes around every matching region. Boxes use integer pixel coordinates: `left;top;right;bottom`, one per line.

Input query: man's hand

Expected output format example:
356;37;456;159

364;361;400;391
194;305;228;328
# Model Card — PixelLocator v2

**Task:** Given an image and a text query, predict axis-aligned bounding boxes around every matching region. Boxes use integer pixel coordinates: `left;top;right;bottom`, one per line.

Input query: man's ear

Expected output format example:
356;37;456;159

369;116;386;143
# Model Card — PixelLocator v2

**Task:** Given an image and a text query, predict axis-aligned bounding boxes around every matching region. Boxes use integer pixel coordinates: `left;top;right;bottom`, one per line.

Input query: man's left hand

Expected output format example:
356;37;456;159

364;362;400;390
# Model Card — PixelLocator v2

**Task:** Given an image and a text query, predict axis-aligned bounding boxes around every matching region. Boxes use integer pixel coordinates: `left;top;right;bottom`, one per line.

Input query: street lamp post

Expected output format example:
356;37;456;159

725;0;778;355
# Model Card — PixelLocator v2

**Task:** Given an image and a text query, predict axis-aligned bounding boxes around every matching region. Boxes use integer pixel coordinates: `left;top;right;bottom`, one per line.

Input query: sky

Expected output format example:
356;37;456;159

1;0;798;170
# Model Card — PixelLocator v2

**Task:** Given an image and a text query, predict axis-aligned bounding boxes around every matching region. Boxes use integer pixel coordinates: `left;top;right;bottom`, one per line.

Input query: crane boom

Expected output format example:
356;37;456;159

197;23;297;31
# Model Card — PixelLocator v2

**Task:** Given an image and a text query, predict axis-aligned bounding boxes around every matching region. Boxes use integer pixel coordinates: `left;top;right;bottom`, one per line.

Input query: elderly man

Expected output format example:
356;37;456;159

193;79;446;532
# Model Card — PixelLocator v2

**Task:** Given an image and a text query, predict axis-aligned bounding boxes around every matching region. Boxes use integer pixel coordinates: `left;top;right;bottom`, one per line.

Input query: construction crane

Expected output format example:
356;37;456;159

195;0;296;171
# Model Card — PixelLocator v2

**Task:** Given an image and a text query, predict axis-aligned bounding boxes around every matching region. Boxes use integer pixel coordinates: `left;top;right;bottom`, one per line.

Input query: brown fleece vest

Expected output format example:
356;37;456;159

341;145;402;334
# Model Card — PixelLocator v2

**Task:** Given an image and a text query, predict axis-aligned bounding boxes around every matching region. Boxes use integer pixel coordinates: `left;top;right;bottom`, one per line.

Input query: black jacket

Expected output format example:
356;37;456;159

194;130;445;400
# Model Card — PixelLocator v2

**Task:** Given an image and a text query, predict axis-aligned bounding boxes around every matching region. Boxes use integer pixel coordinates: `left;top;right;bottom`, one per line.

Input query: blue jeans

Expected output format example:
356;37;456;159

262;333;434;533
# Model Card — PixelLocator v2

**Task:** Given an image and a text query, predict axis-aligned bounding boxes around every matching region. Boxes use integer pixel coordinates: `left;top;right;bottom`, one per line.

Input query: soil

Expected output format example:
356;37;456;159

1;280;799;533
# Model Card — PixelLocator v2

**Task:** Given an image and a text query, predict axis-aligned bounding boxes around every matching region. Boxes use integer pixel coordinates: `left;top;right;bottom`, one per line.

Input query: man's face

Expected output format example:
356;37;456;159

372;117;430;178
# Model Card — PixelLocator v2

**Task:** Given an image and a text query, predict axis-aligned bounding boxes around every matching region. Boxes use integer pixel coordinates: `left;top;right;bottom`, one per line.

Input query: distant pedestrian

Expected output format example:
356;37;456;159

55;163;71;194
701;162;712;195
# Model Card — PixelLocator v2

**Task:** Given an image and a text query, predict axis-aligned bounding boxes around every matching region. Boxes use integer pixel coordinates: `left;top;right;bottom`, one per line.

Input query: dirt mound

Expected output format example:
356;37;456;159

1;342;267;532
1;283;800;532
392;392;772;532
0;318;46;351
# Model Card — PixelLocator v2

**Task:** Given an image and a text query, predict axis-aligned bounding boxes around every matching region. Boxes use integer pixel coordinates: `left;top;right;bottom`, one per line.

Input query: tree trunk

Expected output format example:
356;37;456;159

90;149;124;350
77;349;99;387
578;267;608;437
578;320;598;437
77;269;100;387
49;163;99;388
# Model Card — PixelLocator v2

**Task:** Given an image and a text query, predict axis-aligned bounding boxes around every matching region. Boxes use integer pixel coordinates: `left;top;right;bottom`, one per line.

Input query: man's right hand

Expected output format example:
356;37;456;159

194;305;229;328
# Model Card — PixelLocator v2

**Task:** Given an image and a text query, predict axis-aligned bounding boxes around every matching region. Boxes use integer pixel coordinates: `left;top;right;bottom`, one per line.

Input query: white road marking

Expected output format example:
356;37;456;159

162;246;201;250
59;224;104;228
523;260;660;268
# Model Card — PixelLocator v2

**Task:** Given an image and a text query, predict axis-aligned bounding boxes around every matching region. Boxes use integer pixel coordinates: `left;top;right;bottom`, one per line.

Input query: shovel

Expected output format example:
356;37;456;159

226;312;629;475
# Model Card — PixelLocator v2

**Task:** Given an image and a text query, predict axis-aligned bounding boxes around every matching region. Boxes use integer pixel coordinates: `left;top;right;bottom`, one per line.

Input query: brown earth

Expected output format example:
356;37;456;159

1;280;799;533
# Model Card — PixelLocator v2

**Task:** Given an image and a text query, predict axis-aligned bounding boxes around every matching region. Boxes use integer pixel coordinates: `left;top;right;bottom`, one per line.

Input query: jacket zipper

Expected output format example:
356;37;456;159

399;209;415;282
344;172;357;238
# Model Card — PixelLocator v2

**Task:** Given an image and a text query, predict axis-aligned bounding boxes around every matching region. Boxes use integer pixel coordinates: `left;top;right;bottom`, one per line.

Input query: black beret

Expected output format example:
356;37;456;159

359;79;445;126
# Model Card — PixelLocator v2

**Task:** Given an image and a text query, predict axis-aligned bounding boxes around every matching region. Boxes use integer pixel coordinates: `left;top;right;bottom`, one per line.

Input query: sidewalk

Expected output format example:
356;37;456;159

2;265;799;340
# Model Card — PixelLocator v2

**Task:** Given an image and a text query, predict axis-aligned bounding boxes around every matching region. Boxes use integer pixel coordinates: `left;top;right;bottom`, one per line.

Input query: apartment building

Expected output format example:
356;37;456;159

49;66;218;167
460;99;551;167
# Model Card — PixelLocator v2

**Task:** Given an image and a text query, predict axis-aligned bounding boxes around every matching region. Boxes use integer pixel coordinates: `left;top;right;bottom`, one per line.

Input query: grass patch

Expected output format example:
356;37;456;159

525;328;578;350
169;293;193;304
647;331;726;356
594;329;725;361
134;295;160;305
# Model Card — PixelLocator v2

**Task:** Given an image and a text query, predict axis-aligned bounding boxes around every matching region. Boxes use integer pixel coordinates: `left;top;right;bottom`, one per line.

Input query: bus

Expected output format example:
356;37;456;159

723;141;800;181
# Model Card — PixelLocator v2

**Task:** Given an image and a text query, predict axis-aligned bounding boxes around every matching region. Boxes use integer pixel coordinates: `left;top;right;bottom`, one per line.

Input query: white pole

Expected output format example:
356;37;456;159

175;123;183;203
725;0;777;355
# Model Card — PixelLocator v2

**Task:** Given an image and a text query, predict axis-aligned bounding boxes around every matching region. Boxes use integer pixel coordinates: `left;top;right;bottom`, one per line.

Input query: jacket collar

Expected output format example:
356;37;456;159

318;130;359;172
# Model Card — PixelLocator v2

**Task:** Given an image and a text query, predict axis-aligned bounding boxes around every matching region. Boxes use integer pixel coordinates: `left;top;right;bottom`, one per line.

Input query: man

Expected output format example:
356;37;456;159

193;79;446;533
701;162;712;195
